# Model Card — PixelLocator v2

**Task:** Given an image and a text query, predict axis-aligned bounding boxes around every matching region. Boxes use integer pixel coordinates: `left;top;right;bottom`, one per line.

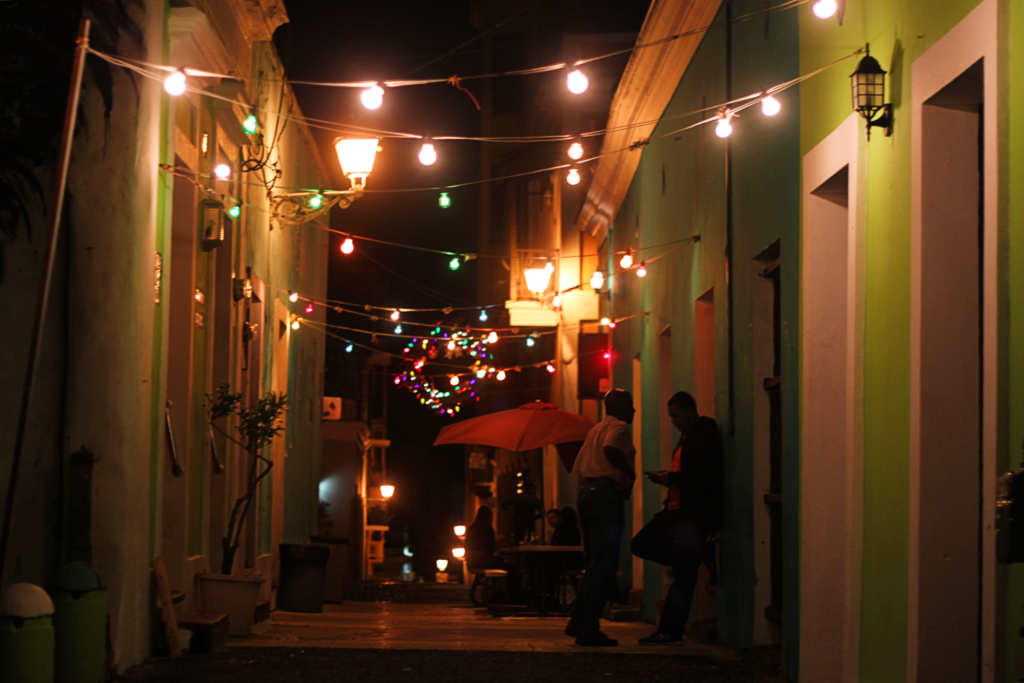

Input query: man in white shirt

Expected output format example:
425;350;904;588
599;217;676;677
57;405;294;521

565;389;636;646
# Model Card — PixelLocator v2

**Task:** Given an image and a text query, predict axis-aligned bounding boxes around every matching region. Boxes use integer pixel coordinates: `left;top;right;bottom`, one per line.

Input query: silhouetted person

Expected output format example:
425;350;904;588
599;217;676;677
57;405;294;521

632;391;723;644
566;389;636;647
465;506;519;596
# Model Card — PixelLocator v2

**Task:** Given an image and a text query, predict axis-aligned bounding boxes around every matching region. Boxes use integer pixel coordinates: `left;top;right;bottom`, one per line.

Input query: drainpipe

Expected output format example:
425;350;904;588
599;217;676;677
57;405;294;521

725;1;735;434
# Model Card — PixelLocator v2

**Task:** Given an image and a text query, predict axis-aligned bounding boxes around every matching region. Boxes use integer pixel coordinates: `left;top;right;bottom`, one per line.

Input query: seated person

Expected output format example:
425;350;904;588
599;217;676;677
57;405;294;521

464;506;520;599
546;508;562;543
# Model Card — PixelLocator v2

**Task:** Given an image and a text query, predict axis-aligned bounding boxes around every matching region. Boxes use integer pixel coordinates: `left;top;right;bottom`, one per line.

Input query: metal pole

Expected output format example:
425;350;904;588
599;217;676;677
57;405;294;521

0;18;91;582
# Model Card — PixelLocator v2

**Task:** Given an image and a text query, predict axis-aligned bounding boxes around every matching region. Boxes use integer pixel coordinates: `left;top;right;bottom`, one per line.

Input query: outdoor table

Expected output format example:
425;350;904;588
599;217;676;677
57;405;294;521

496;545;584;616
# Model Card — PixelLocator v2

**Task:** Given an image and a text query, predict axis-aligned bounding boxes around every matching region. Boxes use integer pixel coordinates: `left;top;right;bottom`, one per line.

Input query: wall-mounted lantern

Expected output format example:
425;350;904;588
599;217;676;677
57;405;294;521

201;199;225;251
851;45;892;139
334;137;379;192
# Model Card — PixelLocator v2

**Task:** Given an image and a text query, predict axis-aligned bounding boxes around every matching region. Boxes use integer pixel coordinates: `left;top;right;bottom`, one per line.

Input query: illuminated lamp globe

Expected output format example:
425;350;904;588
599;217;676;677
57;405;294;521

600;317;611;326
291;319;300;330
566;167;581;185
496;370;506;381
526;338;535;347
450;375;460;387
214;164;231;180
567;69;589;94
637;263;648;278
164;70;187;96
452;547;466;559
590;270;605;291
418;141;437;166
390;310;400;322
619;251;633;269
487;332;498;344
524;267;552;295
454;525;466;537
567;141;584;160
761;95;781;116
360;84;384;110
340;238;355;254
288;291;299;303
715;117;733;139
813;0;837;19
436;559;448;572
334;137;380;191
380;485;395;499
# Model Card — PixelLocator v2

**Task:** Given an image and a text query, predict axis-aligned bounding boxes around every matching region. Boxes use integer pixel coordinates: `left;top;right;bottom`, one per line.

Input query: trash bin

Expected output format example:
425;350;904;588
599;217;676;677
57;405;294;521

277;544;330;613
310;537;350;603
51;562;106;683
0;583;55;683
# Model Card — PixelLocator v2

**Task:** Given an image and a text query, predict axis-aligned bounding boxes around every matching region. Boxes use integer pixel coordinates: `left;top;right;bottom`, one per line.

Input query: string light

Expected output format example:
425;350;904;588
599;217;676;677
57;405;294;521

163;69;186;96
619;249;633;269
418;140;437;166
390;310;401;322
715;111;733;138
227;204;241;219
243;113;258;135
345;344;354;352
552;295;562;308
590;271;605;291
813;0;837;19
309;193;324;209
395;325;403;334
479;310;488;322
600;317;611;326
361;84;384;110
449;257;460;271
567;68;589;94
496;370;506;381
526;338;535;347
546;364;556;374
566;167;581;185
450;375;460;387
487;332;498;344
637;263;648;278
213;163;231;179
439;192;451;208
447;341;456;351
567;139;584;160
289;291;299;302
341;238;355;254
305;303;314;314
291;318;301;330
761;95;781;116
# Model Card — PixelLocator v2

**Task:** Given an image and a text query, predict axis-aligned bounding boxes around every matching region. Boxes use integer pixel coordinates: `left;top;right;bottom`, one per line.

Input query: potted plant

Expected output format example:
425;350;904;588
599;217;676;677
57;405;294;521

196;383;287;635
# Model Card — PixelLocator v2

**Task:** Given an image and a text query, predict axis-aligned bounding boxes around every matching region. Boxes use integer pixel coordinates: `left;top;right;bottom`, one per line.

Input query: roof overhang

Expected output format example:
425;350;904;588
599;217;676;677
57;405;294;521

575;0;724;244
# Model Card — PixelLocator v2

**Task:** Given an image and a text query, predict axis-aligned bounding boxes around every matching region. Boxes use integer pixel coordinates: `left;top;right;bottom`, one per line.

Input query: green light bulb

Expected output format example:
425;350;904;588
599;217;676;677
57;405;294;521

439;192;451;209
228;205;241;218
243;114;258;135
449;257;460;271
309;194;324;209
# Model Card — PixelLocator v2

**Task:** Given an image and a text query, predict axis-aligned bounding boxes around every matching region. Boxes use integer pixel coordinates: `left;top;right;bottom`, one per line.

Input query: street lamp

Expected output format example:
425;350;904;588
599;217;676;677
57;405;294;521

436;559;448;572
851;45;892;139
452;547;465;559
454;525;466;537
380;484;394;499
334;137;380;191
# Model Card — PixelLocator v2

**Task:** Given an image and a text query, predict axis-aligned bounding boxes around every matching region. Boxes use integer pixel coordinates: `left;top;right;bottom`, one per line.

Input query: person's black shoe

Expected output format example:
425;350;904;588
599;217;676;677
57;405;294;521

564;623;578;638
638;631;682;645
575;632;618;647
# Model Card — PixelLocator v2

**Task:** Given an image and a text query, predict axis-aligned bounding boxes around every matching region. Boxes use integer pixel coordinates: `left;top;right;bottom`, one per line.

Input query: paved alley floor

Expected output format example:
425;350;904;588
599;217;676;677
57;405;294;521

120;599;782;682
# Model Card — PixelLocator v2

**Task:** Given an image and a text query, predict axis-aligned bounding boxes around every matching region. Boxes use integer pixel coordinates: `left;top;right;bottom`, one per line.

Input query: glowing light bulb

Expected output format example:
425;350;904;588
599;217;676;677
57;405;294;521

214;164;231;179
309;193;324;209
454;525;466;537
546;364;556;374
637;263;648;278
544;261;555;274
487;332;498;344
600;317;611;326
394;376;401;385
761;95;781;117
305;303;314;314
590;270;605;291
526;337;535;347
450;375;460;387
390;310;400;322
164;70;186;96
243;114;258;135
448;341;456;351
291;319;300;330
345;344;353;353
449;257;460;271
567;69;589;94
813;0;837;19
289;291;298;302
394;325;402;334
496;370;506;381
476;368;486;378
341;238;354;254
361;85;384;110
418;142;437;166
567;140;584;160
380;485;394;499
566;167;581;185
479;310;488;322
439;192;451;209
436;559;448;572
619;251;633;269
552;295;562;308
452;547;465;559
228;205;241;219
715;116;733;139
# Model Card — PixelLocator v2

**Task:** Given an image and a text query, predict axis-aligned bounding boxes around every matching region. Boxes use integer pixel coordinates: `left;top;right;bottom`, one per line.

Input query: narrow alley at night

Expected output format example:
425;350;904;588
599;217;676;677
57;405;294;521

2;0;1024;681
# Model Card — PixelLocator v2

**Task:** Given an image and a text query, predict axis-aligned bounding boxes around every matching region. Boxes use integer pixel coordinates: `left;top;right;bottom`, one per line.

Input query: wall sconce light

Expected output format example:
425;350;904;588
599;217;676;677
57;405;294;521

452;547;466;559
380;484;395;499
334;137;380;191
454;525;466;537
851;45;893;139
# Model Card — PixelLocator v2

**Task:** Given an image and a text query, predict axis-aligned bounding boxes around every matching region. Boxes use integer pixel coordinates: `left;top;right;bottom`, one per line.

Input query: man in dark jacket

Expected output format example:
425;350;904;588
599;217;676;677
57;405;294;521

632;391;723;644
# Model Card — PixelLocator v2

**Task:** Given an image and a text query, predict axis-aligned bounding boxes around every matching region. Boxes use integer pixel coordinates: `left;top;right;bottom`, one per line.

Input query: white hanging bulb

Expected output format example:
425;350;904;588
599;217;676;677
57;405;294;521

418;141;437;166
567;69;589;94
214;163;231;179
164;69;187;96
567;140;584;160
761;95;781;117
476;368;487;378
496;370;506;381
341;238;354;254
288;291;298;302
619;250;633;269
813;0;838;19
637;263;648;278
447;340;456;351
390;310;401;322
291;319;301;330
566;167;581;185
590;270;605;291
715;114;733;139
487;332;498;344
552;295;562;308
450;375;460;387
526;338;535;347
361;84;384;110
479;310;488;322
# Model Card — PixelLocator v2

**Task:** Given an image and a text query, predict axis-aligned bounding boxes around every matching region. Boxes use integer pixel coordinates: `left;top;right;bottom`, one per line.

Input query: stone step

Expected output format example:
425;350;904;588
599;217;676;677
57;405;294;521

604;605;643;622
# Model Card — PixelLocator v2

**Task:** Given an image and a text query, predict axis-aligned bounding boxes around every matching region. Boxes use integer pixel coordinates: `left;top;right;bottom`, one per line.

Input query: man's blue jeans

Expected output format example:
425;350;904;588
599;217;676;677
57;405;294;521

569;478;624;637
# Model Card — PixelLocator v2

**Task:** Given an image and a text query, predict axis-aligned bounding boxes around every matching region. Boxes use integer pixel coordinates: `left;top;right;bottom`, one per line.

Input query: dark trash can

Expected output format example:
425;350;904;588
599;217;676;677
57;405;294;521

277;544;330;613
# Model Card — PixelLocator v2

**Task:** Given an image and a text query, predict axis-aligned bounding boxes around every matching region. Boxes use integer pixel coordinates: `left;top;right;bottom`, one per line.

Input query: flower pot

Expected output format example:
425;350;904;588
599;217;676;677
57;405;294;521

195;573;263;636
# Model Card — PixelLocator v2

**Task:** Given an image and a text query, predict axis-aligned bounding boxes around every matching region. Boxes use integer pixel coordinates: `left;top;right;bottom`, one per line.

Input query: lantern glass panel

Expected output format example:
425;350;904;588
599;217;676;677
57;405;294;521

334;138;379;181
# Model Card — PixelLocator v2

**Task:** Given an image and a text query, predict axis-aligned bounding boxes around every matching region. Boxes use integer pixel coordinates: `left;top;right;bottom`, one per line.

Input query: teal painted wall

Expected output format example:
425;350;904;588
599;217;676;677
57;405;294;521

608;0;800;675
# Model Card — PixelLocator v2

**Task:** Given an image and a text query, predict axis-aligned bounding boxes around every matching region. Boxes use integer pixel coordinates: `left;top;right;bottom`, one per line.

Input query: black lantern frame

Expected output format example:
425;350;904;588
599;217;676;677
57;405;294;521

850;45;893;139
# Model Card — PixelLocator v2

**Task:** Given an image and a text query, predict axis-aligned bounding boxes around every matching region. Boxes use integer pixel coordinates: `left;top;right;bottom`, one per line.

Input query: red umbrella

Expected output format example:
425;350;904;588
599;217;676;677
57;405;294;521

433;402;595;452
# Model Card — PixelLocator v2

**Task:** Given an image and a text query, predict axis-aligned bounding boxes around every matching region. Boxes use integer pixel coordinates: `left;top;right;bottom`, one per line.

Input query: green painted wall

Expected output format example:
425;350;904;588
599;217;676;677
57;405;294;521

608;0;800;675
